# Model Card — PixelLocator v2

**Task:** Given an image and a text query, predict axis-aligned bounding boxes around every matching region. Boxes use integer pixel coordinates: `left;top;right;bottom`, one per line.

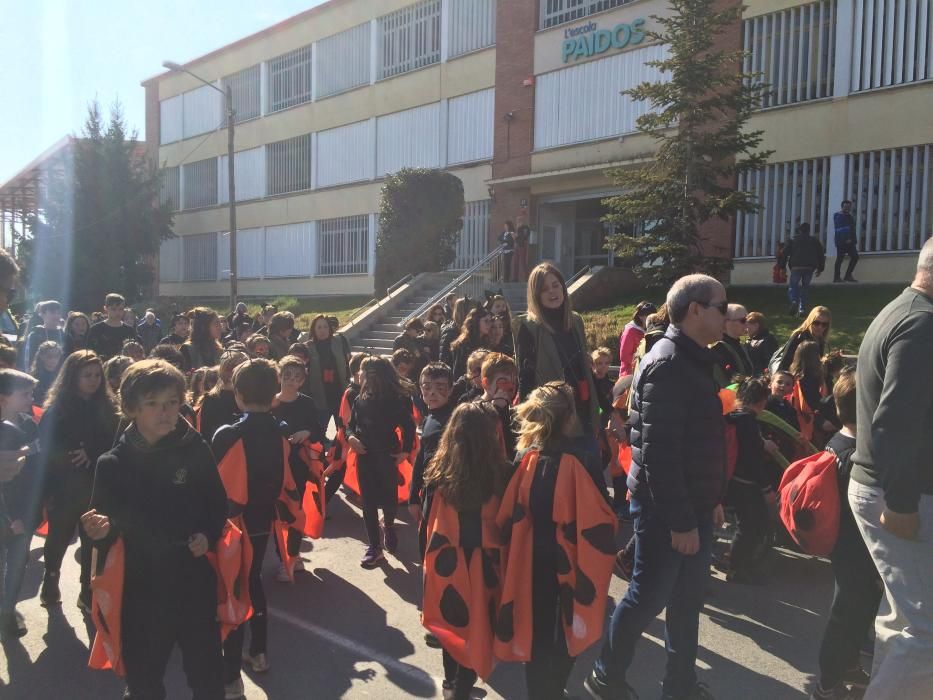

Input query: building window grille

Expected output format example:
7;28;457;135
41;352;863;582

448;0;496;58
266;134;312;196
160;166;180;211
222;65;261;124
159;238;183;282
182;232;218;281
316;23;371;98
744;0;836;108
450;200;491;270
181;157;218;209
851;0;932;92
378;0;442;80
268;45;313;112
539;0;635;30
318;215;370;275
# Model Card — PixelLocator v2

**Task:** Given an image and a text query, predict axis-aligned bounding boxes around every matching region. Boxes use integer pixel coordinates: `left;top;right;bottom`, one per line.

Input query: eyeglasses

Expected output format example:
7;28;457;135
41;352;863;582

699;300;729;315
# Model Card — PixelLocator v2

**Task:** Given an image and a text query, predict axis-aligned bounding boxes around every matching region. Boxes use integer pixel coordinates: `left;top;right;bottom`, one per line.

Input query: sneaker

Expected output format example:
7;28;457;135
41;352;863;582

663;683;715;700
614;550;633;582
360;546;385;569
293;558;306;573
243;651;269;673
584;671;639;699
840;666;870;690
276;562;292;582
441;680;455;700
725;568;765;585
424;632;442;648
77;588;92;614
0;611;27;642
383;526;398;554
844;277;858;283
833;278;843;283
810;682;846;699
40;570;61;606
224;678;245;700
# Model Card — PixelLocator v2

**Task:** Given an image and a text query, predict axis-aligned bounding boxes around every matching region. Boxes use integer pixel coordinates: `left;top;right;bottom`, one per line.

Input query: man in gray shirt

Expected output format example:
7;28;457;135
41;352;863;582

849;237;933;699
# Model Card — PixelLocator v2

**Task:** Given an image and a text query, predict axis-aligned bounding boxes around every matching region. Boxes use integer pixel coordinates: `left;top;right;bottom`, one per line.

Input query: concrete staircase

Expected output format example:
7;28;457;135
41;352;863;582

348;278;529;355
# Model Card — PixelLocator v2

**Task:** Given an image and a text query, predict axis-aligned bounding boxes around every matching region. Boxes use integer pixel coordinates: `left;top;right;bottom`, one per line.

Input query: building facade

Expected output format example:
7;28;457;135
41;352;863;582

143;0;932;297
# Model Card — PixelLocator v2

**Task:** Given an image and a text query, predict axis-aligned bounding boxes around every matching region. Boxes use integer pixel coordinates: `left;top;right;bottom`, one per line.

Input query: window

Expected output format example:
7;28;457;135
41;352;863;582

378;0;442;79
318;215;370;275
539;0;636;30
851;0;932;92
317;120;374;187
377;103;441;175
219;147;266;203
265;223;315;278
160;95;183;144
223;65;261;123
183;232;218;281
450;200;491;270
734;158;832;258
183;84;223;139
268;45;312;112
845;144;931;252
266;134;312;196
159;238;183;282
160;166;180;211
449;0;496;58
218;228;263;280
744;1;836;108
182;157;218;209
316;23;372;98
534;44;668;150
447;89;494;165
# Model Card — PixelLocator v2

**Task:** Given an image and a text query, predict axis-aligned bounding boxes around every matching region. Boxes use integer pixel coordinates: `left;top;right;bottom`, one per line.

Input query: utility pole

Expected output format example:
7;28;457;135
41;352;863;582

225;85;237;309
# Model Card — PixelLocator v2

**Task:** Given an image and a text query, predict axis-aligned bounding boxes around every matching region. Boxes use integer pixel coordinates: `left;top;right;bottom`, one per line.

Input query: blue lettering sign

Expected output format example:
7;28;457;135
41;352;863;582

561;18;647;63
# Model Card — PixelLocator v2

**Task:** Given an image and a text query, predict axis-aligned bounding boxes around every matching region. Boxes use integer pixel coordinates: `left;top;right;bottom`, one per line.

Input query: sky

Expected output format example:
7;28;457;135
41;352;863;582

0;0;329;184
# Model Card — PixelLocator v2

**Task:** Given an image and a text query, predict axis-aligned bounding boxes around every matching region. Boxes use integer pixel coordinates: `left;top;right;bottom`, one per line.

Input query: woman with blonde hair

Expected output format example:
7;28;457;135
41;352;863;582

496;381;615;700
513;263;599;455
777;306;831;373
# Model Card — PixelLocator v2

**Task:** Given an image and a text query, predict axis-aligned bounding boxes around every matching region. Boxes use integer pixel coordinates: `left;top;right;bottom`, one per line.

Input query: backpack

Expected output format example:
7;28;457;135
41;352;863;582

778;451;840;555
767;336;794;377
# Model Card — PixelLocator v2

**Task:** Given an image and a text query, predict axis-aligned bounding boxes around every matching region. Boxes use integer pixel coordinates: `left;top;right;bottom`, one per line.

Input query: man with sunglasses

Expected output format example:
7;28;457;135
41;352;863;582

0;249;25;486
587;274;727;700
711;304;755;387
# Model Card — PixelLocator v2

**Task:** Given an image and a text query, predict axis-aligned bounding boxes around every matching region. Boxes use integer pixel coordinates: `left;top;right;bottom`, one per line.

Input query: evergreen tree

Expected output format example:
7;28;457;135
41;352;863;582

604;0;772;286
375;168;464;295
22;101;173;310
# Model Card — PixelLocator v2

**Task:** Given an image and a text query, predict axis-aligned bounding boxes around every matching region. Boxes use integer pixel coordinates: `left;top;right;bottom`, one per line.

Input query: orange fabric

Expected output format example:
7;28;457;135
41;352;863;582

422;494;503;680
603;431;631;479
88;538;126;676
791;382;815;442
207;517;254;641
340;421;418;505
718;388;736;415
494;451;616;662
217;437;305;582
30;405;44;423
297;441;327;539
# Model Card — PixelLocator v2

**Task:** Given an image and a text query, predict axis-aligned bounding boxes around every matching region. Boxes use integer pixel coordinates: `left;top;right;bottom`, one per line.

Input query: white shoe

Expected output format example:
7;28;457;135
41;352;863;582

293;558;305;572
275;562;291;582
224;678;244;700
243;652;270;673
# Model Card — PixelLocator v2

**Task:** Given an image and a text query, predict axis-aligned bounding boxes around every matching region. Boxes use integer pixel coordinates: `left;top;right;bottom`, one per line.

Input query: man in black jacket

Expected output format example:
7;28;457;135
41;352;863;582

587;274;726;700
783;223;826;317
849;239;933;698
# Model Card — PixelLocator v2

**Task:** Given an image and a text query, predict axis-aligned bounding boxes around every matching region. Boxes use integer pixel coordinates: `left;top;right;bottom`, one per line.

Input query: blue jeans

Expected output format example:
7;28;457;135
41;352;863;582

593;497;714;697
787;268;814;311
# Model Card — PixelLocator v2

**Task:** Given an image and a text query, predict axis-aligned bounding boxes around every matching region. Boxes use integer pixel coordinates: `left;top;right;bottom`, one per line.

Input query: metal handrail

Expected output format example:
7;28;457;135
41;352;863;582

401;244;506;326
342;273;414;329
566;265;592;287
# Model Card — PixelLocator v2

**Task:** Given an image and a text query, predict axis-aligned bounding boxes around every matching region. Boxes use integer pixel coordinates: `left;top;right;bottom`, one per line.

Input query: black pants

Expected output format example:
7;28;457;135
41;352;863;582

44;468;94;591
324;464;346;504
122;581;223;700
357;453;397;548
223;530;270;683
817;512;882;688
834;243;859;280
726;481;769;574
500;252;514;282
442;649;477;700
524;557;575;700
0;534;29;614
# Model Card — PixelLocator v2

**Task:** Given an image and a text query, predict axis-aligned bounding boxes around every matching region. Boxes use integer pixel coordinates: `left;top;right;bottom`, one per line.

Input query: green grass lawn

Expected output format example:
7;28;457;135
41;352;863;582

581;283;905;359
141;295;372;330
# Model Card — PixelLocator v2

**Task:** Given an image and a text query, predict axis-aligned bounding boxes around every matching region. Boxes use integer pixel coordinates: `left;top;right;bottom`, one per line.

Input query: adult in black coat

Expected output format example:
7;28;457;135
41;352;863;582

744;311;779;375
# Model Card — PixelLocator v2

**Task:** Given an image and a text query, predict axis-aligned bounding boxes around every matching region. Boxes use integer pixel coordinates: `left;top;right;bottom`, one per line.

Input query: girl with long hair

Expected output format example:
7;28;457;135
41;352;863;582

181;307;224;371
346;356;415;568
496;381;615;700
450;307;491;379
439;297;472;367
38;350;118;611
422;402;510;699
790;340;827;444
62;312;91;357
196;350;248;442
30;340;63;406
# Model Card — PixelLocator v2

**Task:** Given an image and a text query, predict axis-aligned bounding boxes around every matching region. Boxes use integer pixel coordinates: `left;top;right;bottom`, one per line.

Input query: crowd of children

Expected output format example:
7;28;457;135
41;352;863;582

0;260;879;700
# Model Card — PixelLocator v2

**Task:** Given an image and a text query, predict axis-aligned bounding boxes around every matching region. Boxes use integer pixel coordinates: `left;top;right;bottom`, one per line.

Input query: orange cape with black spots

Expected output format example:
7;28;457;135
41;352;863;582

494;450;616;662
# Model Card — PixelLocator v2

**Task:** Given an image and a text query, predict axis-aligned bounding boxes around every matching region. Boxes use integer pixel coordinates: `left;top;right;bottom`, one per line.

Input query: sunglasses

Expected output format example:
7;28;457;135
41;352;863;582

699;300;729;315
811;320;830;328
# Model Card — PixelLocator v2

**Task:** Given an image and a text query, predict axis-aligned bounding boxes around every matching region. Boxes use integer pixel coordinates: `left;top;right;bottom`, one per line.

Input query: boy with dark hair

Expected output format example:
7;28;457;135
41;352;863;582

212;358;304;696
812;368;880;699
81;359;227;698
87;292;139;361
478;352;519;460
160;314;191;347
24;300;64;367
0;369;40;640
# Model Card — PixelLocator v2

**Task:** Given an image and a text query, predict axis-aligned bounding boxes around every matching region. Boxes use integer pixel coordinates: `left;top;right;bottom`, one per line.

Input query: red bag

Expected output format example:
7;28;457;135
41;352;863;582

772;264;787;284
778;451;840;555
724;423;739;483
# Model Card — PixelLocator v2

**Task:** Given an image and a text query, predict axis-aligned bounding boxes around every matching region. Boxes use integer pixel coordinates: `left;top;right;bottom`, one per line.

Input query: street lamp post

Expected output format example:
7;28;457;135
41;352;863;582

163;60;238;310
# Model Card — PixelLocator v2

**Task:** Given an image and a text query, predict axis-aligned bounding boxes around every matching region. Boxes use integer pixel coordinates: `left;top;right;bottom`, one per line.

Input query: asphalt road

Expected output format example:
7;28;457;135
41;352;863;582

1;495;838;700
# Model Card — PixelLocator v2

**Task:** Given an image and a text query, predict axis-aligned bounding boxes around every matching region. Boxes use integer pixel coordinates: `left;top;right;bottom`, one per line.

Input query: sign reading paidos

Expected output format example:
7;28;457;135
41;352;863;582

561;18;646;63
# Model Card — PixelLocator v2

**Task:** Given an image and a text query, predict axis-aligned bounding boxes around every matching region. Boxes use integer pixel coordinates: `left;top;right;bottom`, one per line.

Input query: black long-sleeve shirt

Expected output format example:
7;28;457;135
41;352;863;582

198;390;240;446
38;400;118;488
86;321;139;361
273;393;325;484
409;402;454;506
725;410;769;489
0;417;40;525
347;394;415;456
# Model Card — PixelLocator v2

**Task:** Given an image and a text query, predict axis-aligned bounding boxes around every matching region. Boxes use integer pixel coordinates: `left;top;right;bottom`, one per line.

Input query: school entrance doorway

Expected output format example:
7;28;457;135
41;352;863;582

536;193;619;277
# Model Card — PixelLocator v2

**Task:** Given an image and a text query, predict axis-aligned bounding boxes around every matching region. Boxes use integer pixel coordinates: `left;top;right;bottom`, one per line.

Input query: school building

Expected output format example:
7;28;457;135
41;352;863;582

143;0;932;298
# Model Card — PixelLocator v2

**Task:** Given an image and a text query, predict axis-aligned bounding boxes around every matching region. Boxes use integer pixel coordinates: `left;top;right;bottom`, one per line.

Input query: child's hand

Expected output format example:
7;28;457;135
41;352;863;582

188;533;209;557
763;439;779;454
0;447;27;483
70;448;91;468
289;430;311;444
9;519;24;535
348;436;367;455
408;504;422;524
322;462;337;477
392;453;405;466
81;509;111;540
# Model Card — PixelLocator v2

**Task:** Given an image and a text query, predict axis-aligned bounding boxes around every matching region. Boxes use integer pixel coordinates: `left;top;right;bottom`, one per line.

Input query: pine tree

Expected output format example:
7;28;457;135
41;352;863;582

604;0;772;287
23;101;173;310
